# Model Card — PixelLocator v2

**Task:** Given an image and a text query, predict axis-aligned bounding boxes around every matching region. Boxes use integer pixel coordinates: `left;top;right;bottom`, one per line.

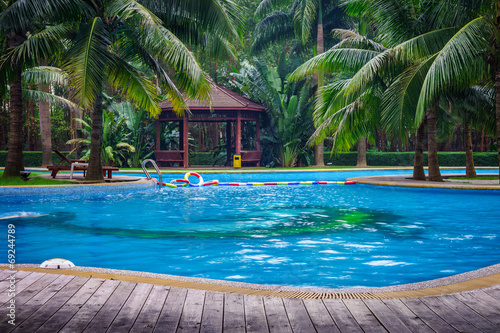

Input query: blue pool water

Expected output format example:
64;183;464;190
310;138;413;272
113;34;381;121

1;169;499;288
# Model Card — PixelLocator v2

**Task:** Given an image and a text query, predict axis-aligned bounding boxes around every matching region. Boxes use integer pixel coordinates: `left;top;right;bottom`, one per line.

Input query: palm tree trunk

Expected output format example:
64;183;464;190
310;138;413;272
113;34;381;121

427;103;443;182
495;0;500;183
85;93;104;182
39;83;53;167
3;58;25;178
496;70;500;183
464;121;476;178
356;137;367;167
313;0;325;167
413;120;426;180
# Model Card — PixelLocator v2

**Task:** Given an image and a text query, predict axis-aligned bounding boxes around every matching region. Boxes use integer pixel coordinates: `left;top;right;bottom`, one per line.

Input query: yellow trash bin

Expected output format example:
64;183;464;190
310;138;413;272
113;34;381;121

233;154;241;168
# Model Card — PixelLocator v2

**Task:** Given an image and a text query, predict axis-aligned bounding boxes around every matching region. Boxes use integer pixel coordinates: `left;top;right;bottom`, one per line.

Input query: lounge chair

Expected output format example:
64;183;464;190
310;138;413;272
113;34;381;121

47;150;119;179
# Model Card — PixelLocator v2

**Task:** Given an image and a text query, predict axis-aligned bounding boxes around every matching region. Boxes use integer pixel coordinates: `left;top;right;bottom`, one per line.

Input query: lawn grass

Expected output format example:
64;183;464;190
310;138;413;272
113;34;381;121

0;171;73;186
449;175;499;180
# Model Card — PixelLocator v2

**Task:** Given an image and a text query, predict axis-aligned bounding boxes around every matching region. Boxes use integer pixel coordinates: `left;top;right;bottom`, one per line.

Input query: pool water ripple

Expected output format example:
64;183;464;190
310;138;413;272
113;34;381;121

1;169;499;288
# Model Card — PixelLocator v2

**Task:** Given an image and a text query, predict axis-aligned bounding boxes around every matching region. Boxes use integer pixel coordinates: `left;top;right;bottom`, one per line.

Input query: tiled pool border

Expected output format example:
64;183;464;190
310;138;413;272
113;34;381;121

2;263;500;299
0;177;156;198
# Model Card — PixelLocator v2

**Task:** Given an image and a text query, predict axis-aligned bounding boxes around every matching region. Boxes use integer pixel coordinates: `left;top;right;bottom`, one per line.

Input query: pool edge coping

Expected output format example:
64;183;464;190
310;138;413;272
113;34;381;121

351;175;500;190
2;264;499;299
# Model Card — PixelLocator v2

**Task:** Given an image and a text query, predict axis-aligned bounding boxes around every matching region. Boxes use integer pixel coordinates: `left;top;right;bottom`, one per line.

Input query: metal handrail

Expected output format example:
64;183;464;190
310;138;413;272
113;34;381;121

141;159;162;189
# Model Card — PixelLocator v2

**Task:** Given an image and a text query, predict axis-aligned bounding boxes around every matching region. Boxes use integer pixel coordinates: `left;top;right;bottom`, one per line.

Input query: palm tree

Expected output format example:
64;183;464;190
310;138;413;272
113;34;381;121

61;0;244;181
291;0;494;181
253;0;349;166
0;0;84;178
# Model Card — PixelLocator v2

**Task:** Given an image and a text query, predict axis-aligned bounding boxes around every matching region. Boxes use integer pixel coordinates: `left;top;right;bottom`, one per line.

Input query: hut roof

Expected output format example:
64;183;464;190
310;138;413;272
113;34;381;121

160;84;266;112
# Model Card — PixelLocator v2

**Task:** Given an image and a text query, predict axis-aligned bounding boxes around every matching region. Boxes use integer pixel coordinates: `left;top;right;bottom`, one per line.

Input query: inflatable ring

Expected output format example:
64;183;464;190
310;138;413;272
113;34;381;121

170;179;190;187
184;172;204;186
203;180;219;186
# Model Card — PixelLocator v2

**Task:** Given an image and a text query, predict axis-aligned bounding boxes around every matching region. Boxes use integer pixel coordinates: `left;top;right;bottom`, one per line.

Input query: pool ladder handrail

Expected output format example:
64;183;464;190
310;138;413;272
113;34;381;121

141;159;162;189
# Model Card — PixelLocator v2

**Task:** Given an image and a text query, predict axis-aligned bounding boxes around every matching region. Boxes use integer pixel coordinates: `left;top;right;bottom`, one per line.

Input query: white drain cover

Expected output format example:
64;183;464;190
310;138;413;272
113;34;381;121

40;258;75;269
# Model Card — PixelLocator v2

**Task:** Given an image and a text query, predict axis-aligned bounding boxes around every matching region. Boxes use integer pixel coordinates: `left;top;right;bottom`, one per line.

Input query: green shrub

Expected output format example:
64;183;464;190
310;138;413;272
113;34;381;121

324;151;497;167
1;150;497;168
0;151;70;167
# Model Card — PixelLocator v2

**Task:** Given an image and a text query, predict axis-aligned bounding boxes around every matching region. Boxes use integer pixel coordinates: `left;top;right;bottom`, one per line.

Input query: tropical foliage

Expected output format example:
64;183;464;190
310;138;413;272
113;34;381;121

232;54;315;167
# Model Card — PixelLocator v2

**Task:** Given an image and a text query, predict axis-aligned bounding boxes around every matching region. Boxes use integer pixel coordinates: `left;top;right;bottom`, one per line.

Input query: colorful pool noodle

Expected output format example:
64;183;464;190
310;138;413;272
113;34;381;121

159;173;356;188
162;180;355;187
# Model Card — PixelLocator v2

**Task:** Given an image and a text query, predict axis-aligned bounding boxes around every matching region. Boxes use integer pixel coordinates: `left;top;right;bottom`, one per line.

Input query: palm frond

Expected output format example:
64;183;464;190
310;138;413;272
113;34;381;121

251;10;295;53
2;24;71;69
416;16;492;121
293;0;318;45
343;27;455;98
63;17;113;108
332;29;387;51
0;0;91;33
381;54;437;137
22;66;68;86
143;0;243;43
290;47;380;79
107;55;162;118
23;89;82;112
255;0;292;19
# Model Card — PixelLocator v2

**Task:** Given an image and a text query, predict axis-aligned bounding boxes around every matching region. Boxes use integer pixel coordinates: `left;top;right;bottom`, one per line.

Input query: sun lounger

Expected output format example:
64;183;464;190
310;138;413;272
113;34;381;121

47;150;119;179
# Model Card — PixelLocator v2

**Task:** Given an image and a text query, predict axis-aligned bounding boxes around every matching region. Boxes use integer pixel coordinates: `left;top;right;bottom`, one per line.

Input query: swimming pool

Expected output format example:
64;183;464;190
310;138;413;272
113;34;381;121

2;169;499;288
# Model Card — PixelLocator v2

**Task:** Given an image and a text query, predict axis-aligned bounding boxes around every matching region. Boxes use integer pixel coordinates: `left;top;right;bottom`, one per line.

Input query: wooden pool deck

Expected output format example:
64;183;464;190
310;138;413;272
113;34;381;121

1;268;500;332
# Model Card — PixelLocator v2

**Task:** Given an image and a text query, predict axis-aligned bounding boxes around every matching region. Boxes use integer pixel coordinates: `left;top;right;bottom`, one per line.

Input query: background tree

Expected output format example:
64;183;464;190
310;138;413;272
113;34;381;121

0;0;83;178
253;0;350;166
232;53;315;167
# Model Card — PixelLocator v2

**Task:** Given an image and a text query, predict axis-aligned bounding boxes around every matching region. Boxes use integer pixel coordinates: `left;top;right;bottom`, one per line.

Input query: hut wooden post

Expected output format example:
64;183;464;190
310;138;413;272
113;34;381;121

182;115;189;167
236;111;241;155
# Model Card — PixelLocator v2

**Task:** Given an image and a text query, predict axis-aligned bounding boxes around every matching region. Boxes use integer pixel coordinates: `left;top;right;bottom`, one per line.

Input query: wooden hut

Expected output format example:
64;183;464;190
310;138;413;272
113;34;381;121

155;85;266;167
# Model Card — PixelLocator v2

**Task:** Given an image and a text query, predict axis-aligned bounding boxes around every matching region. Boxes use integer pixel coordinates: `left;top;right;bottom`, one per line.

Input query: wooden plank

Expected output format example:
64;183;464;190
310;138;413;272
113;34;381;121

223;293;246;333
106;283;153;333
302;299;339;333
200;291;224;333
59;279;121;333
454;292;500;324
262;297;292;333
153;286;187;333
9;276;88;333
362;299;412;333
419;296;482;333
469;290;500;313
483;287;500;301
244;294;269;333
323;299;363;333
1;273;58;308
130;285;170;333
483;288;500;302
4;272;46;299
177;288;206;332
437;294;496;331
1;274;74;333
0;270;32;293
282;297;315;333
35;278;106;333
0;269;14;280
400;298;456;333
343;299;387;333
81;281;136;333
381;299;433;333
0;271;16;293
